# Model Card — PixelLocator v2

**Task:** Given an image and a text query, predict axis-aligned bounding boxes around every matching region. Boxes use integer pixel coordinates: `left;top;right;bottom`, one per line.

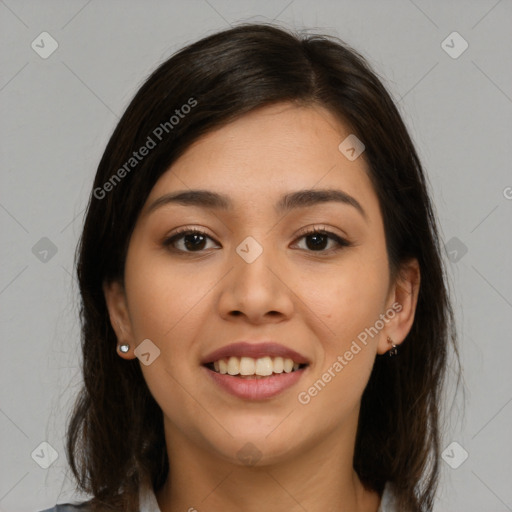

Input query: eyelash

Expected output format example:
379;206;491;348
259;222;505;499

162;225;352;255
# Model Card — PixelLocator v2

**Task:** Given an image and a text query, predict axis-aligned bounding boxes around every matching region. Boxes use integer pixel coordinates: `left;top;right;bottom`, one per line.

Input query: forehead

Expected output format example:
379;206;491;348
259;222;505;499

145;102;379;219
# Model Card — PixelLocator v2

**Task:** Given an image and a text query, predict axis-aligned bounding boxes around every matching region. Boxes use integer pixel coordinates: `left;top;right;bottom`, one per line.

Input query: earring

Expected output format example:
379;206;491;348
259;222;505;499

387;336;398;357
118;343;130;353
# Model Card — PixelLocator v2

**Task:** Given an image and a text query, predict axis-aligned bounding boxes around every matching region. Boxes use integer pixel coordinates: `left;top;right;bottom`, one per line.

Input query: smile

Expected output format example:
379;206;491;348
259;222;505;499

206;356;307;377
201;341;310;399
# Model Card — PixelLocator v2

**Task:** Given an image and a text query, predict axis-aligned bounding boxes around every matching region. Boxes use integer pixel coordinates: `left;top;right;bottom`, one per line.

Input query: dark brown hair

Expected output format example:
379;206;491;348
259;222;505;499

66;23;459;511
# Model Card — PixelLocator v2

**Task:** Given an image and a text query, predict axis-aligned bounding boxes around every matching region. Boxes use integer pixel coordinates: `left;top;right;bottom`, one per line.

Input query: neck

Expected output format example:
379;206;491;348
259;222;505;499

154;415;381;512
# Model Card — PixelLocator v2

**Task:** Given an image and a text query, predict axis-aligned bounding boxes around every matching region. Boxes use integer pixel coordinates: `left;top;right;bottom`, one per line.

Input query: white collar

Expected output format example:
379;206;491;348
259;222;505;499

138;478;161;512
377;482;396;511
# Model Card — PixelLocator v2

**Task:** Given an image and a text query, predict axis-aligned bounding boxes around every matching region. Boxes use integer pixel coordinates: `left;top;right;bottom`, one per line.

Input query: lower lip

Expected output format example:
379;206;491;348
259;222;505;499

203;366;307;400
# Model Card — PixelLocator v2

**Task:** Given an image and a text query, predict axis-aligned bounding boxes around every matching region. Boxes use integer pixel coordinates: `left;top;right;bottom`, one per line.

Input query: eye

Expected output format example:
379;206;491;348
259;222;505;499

293;227;352;253
162;227;219;253
162;225;352;254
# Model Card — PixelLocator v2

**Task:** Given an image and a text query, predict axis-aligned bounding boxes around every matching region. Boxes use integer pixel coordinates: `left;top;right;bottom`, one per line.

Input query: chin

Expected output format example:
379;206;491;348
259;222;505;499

202;424;306;469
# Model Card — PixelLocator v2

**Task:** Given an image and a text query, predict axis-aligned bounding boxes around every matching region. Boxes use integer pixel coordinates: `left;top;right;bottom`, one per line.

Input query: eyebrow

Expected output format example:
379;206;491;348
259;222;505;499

146;188;368;221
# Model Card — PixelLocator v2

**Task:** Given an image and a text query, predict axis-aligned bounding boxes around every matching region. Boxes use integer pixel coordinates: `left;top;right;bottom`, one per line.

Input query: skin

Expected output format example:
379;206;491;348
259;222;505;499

104;102;420;512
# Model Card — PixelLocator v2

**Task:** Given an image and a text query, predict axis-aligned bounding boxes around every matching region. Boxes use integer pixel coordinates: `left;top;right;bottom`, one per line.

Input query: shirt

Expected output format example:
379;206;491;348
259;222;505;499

39;480;397;511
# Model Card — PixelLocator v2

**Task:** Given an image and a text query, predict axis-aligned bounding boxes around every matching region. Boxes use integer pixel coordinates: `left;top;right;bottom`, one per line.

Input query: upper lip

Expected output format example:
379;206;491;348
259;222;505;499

201;342;310;365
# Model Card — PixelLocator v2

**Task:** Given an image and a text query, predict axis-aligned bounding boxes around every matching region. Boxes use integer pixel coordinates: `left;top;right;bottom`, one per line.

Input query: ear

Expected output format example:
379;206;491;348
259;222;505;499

377;258;421;355
103;279;136;359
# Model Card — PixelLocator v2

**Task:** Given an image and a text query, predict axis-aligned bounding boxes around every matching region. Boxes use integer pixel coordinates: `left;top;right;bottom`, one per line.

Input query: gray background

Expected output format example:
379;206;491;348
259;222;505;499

1;0;511;510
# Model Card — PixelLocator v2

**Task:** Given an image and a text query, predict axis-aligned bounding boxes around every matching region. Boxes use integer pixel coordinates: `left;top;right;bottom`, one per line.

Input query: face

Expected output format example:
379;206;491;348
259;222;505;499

105;102;419;467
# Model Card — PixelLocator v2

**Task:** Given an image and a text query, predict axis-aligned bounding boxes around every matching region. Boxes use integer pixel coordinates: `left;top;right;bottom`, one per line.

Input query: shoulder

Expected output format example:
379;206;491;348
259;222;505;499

38;503;93;512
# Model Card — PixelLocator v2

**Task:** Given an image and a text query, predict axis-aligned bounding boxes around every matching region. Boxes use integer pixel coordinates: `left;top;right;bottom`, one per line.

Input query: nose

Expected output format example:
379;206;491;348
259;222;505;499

217;239;295;324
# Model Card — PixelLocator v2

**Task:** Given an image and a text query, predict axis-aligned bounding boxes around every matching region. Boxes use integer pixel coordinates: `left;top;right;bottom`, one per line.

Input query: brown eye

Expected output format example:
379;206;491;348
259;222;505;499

294;228;352;253
163;229;219;253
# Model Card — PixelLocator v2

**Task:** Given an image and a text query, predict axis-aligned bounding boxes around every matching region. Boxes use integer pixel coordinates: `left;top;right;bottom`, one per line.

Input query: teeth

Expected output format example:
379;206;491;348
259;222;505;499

255;356;273;376
273;356;284;373
227;356;239;375
218;359;228;374
209;356;303;376
283;358;294;373
240;356;256;375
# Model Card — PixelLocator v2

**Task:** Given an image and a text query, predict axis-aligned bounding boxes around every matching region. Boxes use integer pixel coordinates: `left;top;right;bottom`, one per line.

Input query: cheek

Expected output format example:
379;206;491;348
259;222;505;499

297;269;385;416
123;245;206;342
294;250;388;413
301;253;389;344
124;249;209;432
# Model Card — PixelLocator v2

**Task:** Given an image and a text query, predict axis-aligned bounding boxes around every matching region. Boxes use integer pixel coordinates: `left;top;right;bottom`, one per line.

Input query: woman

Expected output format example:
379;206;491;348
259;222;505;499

40;22;458;512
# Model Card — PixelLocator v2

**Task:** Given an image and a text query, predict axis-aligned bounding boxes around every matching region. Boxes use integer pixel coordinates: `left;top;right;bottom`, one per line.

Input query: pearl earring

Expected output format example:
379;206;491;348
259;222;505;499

118;343;130;353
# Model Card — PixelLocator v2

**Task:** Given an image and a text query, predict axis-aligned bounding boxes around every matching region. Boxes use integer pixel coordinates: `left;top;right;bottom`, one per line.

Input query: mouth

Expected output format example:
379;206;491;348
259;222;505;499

201;342;310;400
